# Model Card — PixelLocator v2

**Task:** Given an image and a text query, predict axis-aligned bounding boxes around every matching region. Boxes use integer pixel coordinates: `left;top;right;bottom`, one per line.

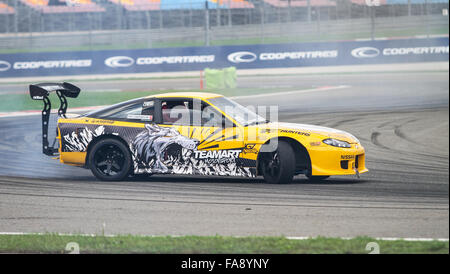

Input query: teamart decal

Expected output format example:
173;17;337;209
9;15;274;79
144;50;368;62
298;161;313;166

131;124;255;177
63;126;105;151
194;150;241;164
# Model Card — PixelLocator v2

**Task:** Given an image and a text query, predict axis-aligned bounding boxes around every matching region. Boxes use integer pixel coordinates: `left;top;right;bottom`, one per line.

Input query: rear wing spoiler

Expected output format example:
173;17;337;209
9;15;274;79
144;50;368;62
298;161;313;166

29;82;81;156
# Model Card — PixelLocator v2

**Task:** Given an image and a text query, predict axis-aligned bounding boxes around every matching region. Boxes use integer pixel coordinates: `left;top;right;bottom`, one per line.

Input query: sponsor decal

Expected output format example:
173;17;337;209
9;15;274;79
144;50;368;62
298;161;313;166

227;51;258;63
143;101;154;107
243;144;258;154
104;56;135;68
280;129;311;136
88;119;115;124
341;155;355;160
136;55;215;65
32;96;44;100
259;50;338;60
383;46;449;55
352;46;448;58
0;60;11;72
351;47;380;58
193;149;242;165
310;141;321;146
13;59;92;69
194;149;241;159
127;114;152;121
228;50;338;63
104;55;216;67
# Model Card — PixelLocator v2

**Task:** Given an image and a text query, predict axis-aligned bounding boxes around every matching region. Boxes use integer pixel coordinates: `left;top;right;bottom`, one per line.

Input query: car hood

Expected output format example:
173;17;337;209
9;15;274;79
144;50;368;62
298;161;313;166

258;122;360;144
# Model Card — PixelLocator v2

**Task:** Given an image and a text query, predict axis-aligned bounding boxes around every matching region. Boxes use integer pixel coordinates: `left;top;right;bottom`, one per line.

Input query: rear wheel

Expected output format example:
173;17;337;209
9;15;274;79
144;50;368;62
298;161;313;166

259;140;295;184
88;138;132;181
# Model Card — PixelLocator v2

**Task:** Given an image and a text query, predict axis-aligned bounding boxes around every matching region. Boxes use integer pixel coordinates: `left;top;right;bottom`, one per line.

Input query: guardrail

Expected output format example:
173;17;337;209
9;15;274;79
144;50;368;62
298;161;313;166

0;37;448;78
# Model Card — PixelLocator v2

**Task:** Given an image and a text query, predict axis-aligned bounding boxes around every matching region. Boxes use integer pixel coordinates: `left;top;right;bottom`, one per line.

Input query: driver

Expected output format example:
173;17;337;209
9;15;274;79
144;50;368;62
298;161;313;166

162;101;188;124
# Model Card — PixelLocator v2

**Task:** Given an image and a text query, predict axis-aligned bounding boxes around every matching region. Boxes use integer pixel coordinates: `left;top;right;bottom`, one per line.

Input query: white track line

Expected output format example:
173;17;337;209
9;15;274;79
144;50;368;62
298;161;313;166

0;105;106;119
286;236;449;242
0;232;447;242
230;85;350;100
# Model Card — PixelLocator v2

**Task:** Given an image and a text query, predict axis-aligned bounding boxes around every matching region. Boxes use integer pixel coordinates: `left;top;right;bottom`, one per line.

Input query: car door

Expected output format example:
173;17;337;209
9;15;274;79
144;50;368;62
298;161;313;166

155;97;246;176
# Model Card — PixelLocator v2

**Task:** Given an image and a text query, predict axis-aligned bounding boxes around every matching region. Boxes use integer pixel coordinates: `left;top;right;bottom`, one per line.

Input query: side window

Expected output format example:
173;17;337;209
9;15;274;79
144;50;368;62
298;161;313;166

159;98;234;127
200;102;226;127
97;101;154;122
161;99;191;125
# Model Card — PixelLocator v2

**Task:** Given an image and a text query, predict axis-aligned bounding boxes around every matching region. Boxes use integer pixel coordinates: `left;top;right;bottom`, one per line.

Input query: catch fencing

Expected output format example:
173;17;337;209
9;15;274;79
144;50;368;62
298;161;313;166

0;0;448;51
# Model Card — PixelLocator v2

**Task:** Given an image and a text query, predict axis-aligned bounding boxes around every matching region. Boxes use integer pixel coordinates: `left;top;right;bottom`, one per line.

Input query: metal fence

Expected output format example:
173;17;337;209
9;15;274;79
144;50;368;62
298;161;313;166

0;0;448;51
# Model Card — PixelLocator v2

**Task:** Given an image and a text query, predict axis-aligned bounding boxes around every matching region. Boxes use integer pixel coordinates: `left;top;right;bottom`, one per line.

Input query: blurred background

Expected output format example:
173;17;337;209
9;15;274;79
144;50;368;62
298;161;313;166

0;0;448;53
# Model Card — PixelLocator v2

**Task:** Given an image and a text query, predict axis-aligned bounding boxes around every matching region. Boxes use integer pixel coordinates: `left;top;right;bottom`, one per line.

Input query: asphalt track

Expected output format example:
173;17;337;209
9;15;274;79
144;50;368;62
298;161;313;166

0;71;448;238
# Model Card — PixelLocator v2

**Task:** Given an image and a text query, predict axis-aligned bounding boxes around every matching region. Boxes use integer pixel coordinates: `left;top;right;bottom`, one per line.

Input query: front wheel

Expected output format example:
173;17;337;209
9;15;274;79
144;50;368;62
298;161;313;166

88;138;132;181
259;140;295;184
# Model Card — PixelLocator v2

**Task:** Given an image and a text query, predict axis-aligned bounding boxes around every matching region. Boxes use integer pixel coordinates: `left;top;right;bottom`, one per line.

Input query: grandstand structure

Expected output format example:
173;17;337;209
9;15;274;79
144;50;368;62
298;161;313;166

20;0;105;13
0;1;14;14
263;0;336;7
0;0;448;50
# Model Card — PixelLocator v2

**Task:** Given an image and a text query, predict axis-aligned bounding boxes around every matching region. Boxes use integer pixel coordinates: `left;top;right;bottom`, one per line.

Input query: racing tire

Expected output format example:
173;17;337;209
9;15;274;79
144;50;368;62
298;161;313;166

260;140;295;184
88;138;132;181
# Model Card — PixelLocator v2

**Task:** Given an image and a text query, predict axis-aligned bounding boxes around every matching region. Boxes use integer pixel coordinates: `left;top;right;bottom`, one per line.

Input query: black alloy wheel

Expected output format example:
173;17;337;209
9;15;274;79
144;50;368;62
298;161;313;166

260;140;295;184
88;138;132;181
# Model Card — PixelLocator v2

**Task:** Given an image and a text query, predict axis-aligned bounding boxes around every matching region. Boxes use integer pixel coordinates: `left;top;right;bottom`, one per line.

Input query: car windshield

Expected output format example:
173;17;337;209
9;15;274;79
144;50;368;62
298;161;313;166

207;96;268;126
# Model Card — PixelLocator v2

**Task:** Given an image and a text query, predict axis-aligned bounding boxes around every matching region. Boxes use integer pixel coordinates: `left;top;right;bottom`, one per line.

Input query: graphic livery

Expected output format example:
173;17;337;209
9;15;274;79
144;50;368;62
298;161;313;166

31;83;368;183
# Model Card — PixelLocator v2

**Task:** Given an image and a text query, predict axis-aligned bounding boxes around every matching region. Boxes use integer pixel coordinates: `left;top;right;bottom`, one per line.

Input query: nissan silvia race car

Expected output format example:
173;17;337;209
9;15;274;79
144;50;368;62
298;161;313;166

30;82;368;183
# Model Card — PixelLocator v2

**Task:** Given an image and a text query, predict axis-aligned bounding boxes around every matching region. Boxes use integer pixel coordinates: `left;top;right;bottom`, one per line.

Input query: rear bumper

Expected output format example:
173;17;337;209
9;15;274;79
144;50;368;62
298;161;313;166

60;151;86;166
308;143;368;176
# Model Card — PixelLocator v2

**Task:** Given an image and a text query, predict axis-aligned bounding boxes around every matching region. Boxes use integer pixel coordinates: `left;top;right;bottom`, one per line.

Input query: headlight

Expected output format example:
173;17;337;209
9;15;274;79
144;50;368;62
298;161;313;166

323;138;351;148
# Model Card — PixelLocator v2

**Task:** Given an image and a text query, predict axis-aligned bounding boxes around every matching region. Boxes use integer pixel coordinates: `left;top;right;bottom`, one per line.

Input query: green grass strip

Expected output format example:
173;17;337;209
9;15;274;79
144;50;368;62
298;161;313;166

0;234;447;254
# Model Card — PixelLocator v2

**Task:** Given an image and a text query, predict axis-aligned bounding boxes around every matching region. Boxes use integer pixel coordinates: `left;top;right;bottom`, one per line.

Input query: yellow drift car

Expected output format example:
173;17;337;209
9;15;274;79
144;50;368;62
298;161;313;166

30;82;368;183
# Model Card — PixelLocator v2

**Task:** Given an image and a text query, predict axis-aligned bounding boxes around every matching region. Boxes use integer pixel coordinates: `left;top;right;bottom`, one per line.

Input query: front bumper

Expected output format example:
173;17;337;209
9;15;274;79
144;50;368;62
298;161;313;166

308;143;368;176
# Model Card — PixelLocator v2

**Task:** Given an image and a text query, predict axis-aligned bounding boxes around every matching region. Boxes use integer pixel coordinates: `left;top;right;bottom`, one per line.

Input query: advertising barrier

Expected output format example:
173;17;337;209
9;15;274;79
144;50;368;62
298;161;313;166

0;37;448;78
